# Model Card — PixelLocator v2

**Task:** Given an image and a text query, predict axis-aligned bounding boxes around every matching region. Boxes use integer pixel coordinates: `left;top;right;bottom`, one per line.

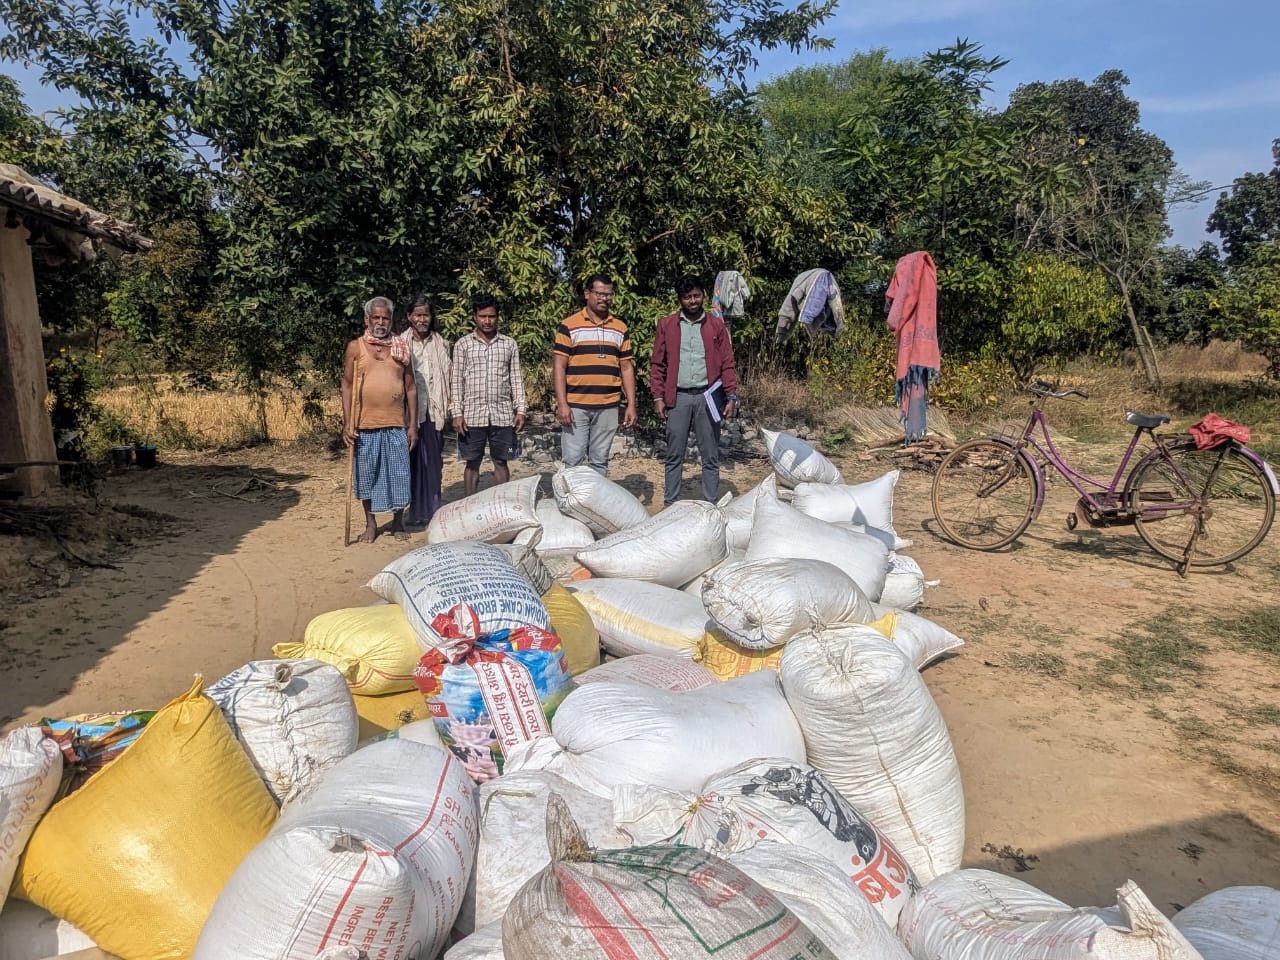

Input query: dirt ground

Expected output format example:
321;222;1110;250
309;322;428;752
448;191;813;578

2;424;1278;915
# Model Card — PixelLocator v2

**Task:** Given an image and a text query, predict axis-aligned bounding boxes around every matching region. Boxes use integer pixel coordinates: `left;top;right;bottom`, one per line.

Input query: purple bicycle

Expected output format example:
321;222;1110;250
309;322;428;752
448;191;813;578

931;380;1277;572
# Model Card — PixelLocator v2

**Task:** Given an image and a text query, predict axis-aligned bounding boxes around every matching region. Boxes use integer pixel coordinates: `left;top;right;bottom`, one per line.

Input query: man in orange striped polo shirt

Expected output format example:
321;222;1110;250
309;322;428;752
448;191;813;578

553;273;638;475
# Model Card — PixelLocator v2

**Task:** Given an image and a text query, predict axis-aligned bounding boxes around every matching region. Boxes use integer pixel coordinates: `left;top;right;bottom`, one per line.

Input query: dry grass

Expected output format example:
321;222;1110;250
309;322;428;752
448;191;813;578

95;383;342;450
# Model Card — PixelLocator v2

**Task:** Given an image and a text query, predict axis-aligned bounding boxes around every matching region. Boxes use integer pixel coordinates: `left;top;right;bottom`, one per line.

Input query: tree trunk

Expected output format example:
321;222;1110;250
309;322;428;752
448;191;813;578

1117;276;1160;389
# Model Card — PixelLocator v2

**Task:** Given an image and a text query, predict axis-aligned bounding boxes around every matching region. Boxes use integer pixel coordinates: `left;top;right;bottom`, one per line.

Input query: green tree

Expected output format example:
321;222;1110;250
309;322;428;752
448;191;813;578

1216;241;1280;377
1208;140;1280;266
1155;242;1225;346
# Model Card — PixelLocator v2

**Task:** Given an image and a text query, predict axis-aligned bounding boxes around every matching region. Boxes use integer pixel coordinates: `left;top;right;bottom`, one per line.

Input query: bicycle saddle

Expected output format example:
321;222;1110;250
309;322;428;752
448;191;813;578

1125;410;1170;428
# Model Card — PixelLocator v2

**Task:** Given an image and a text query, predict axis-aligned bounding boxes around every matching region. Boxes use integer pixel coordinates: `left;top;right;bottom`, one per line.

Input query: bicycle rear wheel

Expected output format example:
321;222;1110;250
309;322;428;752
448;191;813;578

1130;444;1275;566
932;440;1037;550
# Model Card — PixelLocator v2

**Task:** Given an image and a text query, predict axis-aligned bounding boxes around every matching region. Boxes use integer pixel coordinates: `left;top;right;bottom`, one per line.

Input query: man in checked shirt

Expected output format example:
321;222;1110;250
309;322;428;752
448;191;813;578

450;293;528;497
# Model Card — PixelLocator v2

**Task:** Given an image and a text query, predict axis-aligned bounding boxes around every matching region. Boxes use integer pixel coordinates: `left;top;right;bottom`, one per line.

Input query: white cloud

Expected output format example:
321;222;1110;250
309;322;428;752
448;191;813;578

1141;74;1280;114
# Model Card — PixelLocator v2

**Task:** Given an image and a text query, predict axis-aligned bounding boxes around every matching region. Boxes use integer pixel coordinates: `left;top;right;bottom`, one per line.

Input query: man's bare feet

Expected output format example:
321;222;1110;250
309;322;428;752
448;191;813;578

358;516;377;543
392;510;409;542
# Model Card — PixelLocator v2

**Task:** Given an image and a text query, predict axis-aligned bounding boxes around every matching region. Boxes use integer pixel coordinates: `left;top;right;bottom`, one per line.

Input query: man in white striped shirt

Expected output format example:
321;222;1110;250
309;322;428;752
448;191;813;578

450;293;527;497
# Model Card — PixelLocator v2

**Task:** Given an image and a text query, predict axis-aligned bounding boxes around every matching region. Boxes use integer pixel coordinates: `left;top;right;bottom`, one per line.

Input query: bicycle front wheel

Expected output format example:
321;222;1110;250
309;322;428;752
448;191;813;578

932;440;1037;550
1130;444;1276;566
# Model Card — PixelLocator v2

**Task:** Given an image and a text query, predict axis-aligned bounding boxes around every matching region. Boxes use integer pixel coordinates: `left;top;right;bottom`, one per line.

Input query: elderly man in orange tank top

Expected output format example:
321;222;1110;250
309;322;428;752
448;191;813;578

342;296;418;542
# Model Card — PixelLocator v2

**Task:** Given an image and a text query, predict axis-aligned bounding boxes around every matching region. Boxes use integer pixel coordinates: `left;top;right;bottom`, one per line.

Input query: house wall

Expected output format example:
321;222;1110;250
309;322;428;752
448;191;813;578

0;223;59;497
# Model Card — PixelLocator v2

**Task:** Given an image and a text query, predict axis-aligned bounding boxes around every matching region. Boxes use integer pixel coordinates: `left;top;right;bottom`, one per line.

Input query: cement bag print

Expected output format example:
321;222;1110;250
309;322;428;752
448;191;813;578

0;728;62;913
501;795;838;960
615;758;919;928
415;605;574;783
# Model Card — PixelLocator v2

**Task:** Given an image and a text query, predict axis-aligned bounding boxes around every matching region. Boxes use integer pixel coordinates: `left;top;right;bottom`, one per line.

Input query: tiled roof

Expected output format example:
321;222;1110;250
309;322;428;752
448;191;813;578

0;163;152;255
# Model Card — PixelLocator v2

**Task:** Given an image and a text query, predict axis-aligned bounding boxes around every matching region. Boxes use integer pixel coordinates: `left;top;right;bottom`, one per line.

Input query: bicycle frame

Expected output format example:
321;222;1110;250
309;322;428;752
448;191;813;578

1003;405;1171;521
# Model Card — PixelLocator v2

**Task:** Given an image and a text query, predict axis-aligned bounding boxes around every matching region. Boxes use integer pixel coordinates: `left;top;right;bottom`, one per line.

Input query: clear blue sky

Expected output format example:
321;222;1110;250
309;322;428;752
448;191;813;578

9;0;1279;249
751;0;1280;248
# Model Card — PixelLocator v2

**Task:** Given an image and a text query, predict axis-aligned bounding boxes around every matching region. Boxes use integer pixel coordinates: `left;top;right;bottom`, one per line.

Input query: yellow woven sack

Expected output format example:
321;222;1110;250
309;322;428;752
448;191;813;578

13;677;278;960
275;604;421;696
353;688;431;740
542;582;601;676
696;613;898;682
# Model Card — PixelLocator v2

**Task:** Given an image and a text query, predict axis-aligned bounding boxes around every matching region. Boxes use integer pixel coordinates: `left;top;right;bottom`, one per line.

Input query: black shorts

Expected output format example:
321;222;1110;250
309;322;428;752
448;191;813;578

457;424;518;463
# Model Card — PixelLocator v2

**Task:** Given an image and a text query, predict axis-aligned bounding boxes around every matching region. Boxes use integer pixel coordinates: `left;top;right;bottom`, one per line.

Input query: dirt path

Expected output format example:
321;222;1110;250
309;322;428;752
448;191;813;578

2;430;1277;913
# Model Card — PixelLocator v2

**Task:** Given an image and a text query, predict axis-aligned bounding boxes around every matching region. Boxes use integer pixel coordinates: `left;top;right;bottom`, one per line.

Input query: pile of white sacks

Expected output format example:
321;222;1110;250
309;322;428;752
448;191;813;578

1;429;1276;960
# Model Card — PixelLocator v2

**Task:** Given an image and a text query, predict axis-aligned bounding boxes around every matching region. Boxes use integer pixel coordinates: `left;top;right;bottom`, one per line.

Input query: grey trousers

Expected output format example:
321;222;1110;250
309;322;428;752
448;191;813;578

664;390;721;504
561;405;619;476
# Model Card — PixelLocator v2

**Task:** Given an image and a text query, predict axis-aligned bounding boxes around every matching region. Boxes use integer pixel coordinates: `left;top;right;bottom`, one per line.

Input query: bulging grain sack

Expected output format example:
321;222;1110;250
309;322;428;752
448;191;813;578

763;429;843;487
193;740;478;960
880;553;927;610
414;615;574;783
445;922;506;960
568;579;708;658
1172;886;1280;960
206;658;358;805
352;688;431;740
722;475;779;551
0;728;62;913
474;769;632;930
493;541;555;594
898;870;1202;960
695;629;783;681
576;500;728;586
546;670;805;796
0;900;96;960
780;624;963;883
275;604;421;695
541;581;600;675
13;678;278;960
516;498;594;557
369;717;445;749
680;548;744;597
747;494;889;602
367;541;550;655
575;654;717;691
428;474;541;544
502;796;837;960
790;472;912;549
702;557;875;649
616;757;918;928
552;465;650;535
868;602;964;668
726;844;912;960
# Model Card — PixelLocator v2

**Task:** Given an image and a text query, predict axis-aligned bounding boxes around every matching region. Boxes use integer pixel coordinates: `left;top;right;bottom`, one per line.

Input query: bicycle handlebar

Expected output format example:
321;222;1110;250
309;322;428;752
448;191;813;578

1028;380;1089;400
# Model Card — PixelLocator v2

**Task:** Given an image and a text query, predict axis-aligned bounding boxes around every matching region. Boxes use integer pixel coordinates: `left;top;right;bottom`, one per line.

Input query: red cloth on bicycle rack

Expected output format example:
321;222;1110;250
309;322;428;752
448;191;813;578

1189;412;1250;450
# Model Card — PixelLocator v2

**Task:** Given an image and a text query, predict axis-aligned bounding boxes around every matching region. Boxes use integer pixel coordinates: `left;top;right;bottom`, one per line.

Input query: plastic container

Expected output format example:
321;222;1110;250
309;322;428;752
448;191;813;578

134;444;158;469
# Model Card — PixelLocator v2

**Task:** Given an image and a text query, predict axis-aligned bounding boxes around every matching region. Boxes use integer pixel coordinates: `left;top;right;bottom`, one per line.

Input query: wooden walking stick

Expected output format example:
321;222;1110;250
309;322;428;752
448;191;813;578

344;367;364;547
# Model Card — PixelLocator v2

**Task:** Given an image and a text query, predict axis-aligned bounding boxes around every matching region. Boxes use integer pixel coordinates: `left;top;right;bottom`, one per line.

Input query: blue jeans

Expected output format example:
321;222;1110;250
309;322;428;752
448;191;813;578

561;406;619;476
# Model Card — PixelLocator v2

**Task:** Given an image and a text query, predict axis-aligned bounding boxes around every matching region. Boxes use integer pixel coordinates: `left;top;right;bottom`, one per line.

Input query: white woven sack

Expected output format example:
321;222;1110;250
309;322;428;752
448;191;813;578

568;579;708;658
747;494;889;602
722;475;779;551
1172;886;1280;960
551;466;650;535
868;603;964;668
474;769;632;930
492;541;554;594
515;499;594;557
575;654;717;691
576;500;727;586
428;475;541;544
502;796;837;960
790;472;912;549
880;553;926;610
445;922;506;960
546;670;805;797
780;624;963;883
615;757;919;928
0;890;96;960
681;549;744;597
0;727;62;912
763;429;843;487
898;870;1203;960
367;541;550;656
205;659;358;806
702;557;875;649
726;844;912;960
366;718;445;749
193;740;477;960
